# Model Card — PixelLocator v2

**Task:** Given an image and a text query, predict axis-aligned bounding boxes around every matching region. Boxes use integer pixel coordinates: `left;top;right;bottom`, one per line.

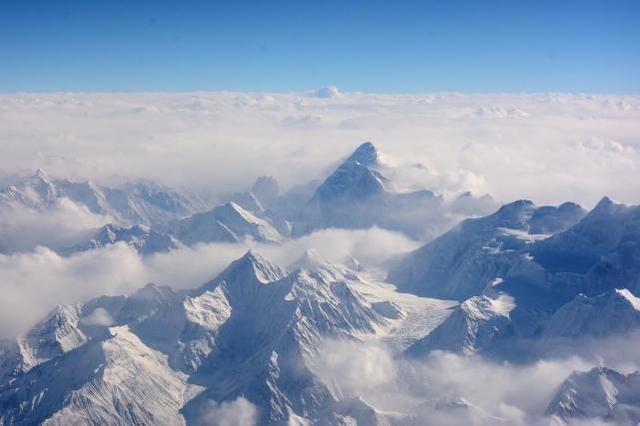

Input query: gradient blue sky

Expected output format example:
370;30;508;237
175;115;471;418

1;0;638;93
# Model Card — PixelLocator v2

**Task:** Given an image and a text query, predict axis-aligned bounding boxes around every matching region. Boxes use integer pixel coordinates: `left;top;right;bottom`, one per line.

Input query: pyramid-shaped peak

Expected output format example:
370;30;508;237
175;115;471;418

593;196;613;211
214;201;253;218
224;250;288;284
290;249;326;269
584;196;630;220
345;142;379;167
251;176;280;206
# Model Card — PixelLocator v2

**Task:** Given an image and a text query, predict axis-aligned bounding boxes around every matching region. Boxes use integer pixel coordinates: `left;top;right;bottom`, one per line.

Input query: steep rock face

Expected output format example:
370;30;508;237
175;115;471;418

0;327;191;426
387;200;585;300
0;169;60;207
546;367;640;425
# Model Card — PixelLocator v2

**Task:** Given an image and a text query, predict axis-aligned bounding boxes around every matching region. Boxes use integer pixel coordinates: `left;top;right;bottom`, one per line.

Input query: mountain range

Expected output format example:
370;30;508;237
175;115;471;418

0;143;639;425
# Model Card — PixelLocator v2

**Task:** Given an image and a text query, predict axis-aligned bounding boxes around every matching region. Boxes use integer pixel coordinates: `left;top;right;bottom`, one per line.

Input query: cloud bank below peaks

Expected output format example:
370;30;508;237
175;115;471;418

0;92;638;207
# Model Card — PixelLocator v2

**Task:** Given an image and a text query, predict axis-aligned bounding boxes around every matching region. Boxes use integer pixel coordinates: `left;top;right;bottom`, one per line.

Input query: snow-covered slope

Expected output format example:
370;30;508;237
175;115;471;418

0;326;193;426
532;197;640;296
0;169;208;226
0;283;181;385
543;288;640;339
0;251;396;424
408;294;515;356
546;367;640;425
179;251;388;423
164;201;283;244
0;304;87;383
62;223;181;255
387;200;585;300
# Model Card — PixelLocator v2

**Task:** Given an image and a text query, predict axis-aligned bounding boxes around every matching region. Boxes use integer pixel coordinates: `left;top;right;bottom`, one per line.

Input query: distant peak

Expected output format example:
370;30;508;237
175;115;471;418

212;250;288;289
291;249;325;269
251;176;280;202
345;142;379;167
240;249;261;262
496;199;534;213
586;196;629;219
32;168;54;183
312;86;341;98
237;249;286;275
594;196;613;210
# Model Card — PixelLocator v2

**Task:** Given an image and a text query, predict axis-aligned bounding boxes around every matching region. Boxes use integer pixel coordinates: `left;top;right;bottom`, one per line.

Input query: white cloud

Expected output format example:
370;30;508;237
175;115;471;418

0;92;637;207
311;336;640;425
0;244;146;337
0;198;110;253
80;307;115;327
194;397;258;426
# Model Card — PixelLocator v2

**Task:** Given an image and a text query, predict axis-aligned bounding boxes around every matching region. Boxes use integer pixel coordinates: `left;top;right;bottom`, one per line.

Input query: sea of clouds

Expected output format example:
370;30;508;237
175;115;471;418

0;90;638;207
0;91;639;424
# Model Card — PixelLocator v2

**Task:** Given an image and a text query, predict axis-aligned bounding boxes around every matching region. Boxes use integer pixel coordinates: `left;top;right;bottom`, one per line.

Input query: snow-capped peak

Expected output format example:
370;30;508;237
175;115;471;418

205;250;289;290
345;141;380;168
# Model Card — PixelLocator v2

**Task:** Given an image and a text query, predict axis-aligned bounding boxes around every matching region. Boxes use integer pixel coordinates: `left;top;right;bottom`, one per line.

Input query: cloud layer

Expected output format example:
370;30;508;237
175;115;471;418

312;336;640;425
0;92;638;207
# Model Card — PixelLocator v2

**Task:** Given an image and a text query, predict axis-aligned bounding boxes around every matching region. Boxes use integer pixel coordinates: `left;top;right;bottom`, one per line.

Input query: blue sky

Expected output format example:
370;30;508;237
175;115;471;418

1;0;638;93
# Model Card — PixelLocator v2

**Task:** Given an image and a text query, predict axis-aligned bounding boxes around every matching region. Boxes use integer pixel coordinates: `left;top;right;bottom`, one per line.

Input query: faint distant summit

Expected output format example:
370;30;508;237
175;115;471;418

311;86;342;98
345;142;379;167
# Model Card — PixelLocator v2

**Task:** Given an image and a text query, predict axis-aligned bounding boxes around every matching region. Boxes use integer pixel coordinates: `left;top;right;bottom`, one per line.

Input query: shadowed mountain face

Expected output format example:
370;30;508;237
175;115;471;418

291;142;493;239
391;198;640;365
387;199;587;300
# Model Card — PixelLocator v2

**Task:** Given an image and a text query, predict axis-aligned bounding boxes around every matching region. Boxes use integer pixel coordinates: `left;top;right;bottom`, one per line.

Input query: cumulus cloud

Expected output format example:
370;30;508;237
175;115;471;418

0;92;637;207
0;198;110;253
194;397;258;426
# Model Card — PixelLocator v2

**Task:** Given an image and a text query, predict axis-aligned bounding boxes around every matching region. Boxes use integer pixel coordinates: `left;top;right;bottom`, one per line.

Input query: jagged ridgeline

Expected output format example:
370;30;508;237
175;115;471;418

0;143;497;256
0;143;639;425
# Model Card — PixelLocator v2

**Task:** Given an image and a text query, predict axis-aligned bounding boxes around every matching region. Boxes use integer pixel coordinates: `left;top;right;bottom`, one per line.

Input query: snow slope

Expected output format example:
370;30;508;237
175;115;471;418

547;367;640;425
